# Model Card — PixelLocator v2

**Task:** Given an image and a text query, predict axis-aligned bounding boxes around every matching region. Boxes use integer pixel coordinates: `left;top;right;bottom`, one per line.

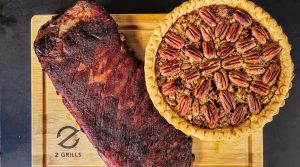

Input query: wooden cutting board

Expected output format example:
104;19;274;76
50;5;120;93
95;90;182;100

31;14;263;167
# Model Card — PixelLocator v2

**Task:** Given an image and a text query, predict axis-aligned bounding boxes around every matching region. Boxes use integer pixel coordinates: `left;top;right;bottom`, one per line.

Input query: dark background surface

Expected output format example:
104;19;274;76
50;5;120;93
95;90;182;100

0;0;299;166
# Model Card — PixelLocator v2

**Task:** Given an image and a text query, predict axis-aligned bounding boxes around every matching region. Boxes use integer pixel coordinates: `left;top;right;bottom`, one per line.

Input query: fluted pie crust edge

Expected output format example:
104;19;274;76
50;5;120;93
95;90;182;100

144;0;294;140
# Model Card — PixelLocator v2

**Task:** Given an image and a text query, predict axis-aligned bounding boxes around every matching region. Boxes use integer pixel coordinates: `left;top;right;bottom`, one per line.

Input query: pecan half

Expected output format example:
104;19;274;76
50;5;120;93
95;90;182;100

199;59;221;75
250;80;270;96
242;51;261;64
247;93;261;114
162;80;177;95
251;25;269;44
235;37;256;53
233;9;252;27
165;32;184;49
217;42;234;59
199;7;220;27
159;61;180;76
262;42;282;62
245;64;266;75
222;55;243;70
214;69;228;90
182;70;200;84
202;41;216;59
262;63;280;86
194;78;211;99
200;24;215;41
231;104;247;125
215;19;230;40
184;45;203;62
228;70;251;87
186;23;201;42
192;99;200;117
159;46;178;60
178;95;190;116
203;102;219;125
219;91;236;112
226;23;243;42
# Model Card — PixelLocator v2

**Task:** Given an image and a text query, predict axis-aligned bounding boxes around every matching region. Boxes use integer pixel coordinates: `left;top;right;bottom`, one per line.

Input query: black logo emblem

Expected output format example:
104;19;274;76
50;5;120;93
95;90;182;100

57;126;80;149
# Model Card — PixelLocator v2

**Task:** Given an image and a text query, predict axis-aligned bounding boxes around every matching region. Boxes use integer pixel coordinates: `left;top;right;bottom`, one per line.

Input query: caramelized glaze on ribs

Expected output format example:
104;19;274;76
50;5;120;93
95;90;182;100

34;0;194;166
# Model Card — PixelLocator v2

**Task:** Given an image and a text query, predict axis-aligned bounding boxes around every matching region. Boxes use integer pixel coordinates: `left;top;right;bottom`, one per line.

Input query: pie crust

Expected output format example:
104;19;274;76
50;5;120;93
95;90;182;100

145;0;293;140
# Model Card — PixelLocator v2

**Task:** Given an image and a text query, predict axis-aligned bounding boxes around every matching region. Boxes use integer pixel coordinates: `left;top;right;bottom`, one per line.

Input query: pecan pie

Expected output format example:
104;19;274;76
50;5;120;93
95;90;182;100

145;0;293;140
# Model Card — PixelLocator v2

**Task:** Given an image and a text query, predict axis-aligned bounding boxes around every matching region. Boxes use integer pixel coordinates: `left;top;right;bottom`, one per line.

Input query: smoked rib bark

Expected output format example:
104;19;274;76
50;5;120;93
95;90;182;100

33;0;194;166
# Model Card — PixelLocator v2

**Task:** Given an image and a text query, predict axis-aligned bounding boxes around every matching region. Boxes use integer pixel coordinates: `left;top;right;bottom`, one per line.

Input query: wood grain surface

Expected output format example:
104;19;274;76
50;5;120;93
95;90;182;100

31;14;263;167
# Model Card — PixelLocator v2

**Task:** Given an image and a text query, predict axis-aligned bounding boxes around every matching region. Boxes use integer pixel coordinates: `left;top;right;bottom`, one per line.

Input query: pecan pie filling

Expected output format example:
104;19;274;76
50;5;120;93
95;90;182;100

155;4;282;129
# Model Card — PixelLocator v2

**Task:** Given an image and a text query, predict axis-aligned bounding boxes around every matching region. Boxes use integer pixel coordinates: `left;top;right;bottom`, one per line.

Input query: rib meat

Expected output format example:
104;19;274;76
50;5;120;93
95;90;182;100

34;0;194;166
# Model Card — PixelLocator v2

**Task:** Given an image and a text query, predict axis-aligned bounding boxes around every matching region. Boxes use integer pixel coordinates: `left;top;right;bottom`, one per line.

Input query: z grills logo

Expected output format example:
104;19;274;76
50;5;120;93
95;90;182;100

55;126;82;158
57;126;80;149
